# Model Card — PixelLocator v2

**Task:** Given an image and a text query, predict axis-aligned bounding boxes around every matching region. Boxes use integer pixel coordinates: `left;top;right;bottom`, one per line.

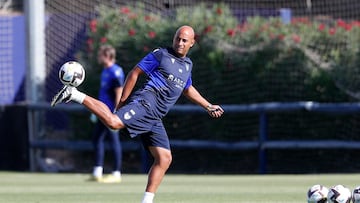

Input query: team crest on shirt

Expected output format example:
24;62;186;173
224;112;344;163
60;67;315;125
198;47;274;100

171;58;175;64
185;64;189;71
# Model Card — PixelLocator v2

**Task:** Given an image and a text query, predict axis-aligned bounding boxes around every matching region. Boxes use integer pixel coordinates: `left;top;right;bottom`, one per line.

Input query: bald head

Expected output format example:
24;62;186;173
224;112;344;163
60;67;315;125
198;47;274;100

175;25;195;39
172;25;195;58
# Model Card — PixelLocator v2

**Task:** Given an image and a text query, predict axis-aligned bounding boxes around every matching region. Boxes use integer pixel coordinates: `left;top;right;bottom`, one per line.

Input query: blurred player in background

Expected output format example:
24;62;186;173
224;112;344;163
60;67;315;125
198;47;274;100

51;25;224;203
90;45;125;183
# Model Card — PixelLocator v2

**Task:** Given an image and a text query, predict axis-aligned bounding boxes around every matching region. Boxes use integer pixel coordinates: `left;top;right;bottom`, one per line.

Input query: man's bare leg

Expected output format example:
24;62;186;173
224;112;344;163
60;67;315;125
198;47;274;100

141;146;172;203
51;86;124;130
82;95;125;130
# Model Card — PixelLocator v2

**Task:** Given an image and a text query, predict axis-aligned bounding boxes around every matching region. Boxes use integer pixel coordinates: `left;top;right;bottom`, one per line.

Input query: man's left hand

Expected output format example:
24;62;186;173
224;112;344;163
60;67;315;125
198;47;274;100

207;104;224;118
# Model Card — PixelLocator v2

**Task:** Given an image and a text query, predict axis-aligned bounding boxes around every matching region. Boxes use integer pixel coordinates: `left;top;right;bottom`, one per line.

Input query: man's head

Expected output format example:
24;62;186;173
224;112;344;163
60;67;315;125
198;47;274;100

97;44;116;67
172;25;195;58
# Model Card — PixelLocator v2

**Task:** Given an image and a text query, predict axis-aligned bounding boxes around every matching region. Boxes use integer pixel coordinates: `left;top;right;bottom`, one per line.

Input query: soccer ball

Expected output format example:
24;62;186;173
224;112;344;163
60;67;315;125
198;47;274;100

58;61;85;87
327;185;351;203
353;186;360;203
307;184;329;203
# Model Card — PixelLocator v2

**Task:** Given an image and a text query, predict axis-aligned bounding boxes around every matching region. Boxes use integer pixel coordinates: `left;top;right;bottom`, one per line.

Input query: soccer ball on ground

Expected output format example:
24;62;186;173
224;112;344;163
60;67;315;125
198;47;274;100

58;61;85;87
327;185;351;203
353;186;360;203
307;184;329;203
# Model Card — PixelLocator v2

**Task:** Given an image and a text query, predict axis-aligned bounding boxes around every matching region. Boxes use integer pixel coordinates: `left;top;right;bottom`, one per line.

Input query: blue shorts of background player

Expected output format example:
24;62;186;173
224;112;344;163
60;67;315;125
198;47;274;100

116;99;170;150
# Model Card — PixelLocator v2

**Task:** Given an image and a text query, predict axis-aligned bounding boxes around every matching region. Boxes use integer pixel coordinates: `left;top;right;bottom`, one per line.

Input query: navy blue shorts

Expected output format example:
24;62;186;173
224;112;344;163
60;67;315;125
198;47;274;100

116;100;170;150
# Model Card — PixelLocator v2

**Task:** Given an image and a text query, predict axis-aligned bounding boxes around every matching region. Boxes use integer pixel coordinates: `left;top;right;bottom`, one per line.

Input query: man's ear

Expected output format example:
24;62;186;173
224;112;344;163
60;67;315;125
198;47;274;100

190;39;195;47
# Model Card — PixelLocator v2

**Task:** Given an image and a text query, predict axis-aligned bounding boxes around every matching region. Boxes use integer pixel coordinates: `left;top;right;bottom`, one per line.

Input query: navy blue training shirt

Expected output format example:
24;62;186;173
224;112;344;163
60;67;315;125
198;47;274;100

134;47;193;118
99;64;125;111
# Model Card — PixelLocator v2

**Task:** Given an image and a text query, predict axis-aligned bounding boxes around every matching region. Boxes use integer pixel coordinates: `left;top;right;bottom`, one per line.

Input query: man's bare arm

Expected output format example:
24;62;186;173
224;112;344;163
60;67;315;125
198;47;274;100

183;85;224;118
115;66;144;110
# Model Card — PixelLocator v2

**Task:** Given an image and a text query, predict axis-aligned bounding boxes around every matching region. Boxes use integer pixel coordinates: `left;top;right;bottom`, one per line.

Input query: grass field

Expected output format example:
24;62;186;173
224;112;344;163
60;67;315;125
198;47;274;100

0;172;359;203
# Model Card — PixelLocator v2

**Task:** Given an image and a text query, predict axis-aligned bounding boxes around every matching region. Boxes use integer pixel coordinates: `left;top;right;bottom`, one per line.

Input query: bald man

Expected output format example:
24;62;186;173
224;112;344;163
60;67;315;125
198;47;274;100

51;25;224;203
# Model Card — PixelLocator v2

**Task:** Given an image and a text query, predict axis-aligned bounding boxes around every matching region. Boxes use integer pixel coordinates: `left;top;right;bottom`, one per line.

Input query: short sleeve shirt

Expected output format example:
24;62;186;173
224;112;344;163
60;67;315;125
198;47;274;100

134;47;193;118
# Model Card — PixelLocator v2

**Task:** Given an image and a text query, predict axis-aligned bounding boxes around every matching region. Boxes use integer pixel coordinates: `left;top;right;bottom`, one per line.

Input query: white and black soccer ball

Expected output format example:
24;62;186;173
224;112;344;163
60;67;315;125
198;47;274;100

58;61;85;87
327;185;351;203
307;184;329;203
352;186;360;203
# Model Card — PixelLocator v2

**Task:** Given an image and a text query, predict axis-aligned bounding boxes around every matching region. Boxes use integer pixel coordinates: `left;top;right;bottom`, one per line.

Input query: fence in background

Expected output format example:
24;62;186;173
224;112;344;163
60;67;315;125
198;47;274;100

27;102;360;174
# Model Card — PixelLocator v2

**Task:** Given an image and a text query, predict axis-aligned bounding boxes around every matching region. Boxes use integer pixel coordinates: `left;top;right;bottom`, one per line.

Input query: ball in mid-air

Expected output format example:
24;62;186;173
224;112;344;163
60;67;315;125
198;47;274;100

307;184;329;203
58;61;85;87
353;186;360;203
327;185;351;203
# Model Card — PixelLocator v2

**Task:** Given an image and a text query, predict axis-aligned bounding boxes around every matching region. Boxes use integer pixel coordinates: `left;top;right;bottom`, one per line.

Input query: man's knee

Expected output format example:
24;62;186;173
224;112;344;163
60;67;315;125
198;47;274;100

149;146;172;168
107;115;125;130
155;151;172;169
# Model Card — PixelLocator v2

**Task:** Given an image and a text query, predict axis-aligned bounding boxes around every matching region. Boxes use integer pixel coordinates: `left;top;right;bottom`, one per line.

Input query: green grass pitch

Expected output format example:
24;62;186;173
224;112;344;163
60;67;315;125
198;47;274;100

0;172;359;203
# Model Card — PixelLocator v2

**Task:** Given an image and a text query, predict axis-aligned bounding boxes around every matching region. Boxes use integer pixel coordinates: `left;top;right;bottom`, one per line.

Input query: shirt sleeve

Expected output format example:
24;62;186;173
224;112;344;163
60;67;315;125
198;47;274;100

184;76;192;90
112;67;125;87
137;49;161;75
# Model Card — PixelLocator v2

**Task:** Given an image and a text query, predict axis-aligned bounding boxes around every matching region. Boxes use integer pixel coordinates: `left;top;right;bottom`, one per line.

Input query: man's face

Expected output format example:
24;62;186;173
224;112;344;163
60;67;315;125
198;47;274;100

172;28;195;58
97;51;107;66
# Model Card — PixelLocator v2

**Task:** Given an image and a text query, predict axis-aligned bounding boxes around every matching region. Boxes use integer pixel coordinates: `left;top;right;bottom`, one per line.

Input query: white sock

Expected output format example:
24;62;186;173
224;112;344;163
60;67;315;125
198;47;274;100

70;87;86;104
93;166;103;177
112;171;121;178
141;192;154;203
